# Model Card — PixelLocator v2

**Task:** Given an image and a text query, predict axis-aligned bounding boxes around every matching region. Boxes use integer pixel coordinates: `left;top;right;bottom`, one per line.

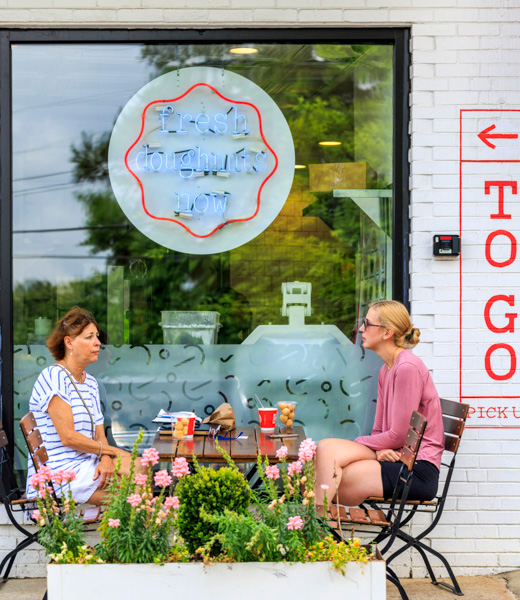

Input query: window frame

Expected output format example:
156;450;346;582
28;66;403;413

0;27;410;460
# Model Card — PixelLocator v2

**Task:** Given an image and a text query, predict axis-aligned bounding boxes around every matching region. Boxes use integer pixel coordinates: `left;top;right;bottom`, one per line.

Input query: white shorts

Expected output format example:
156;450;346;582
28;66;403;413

56;455;101;504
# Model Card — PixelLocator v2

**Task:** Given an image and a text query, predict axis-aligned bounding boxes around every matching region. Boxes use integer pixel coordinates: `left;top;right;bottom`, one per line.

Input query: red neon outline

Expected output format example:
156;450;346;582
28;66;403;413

460;108;520;428
124;82;279;239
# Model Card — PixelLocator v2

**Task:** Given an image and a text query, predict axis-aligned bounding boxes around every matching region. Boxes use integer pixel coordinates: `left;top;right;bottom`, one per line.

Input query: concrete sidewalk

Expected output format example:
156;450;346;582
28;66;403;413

0;571;519;599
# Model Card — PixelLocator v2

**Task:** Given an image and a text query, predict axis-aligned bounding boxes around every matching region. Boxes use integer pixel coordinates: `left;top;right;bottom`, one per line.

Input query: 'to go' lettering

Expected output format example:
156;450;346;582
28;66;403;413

483;181;518;381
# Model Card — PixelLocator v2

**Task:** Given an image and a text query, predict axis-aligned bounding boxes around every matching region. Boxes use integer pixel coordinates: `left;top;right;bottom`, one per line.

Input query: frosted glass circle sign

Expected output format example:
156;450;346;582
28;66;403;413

108;67;295;254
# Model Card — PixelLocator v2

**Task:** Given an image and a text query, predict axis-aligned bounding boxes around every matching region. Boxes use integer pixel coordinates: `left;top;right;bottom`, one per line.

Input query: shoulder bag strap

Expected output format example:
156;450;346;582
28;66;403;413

55;364;95;438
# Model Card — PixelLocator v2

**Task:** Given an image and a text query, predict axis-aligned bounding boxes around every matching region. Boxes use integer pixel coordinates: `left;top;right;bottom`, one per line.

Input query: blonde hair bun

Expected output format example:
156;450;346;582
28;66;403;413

369;300;420;349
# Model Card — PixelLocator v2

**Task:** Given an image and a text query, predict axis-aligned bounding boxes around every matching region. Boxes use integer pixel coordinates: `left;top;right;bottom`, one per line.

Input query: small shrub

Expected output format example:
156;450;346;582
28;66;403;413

175;462;251;554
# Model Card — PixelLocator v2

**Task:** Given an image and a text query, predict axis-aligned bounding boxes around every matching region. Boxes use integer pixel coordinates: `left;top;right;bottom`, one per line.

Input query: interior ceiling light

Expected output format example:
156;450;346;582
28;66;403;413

319;141;342;146
229;47;258;55
294;165;307;169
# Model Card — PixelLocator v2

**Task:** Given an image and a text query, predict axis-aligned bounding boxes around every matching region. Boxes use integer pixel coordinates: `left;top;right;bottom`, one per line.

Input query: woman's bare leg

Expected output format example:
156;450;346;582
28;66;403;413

86;455;146;505
336;460;383;506
315;439;376;509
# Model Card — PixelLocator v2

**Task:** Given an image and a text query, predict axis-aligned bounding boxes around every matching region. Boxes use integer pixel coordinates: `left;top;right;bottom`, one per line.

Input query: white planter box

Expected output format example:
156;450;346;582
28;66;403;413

48;559;386;600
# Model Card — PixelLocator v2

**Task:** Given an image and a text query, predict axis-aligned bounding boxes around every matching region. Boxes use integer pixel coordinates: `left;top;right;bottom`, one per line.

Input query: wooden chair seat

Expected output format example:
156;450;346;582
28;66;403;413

367;496;438;507
329;504;391;527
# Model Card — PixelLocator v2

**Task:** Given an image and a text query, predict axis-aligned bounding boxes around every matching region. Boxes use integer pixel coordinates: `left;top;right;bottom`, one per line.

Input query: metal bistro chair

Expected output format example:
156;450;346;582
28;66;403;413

363;398;470;596
329;410;428;600
0;419;39;584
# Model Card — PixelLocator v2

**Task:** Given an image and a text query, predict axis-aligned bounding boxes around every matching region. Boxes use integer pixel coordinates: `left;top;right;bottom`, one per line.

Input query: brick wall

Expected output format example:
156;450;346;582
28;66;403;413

1;0;519;579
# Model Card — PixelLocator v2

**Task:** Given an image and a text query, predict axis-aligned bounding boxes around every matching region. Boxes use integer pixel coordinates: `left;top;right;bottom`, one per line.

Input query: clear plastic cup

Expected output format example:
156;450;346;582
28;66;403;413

278;401;297;430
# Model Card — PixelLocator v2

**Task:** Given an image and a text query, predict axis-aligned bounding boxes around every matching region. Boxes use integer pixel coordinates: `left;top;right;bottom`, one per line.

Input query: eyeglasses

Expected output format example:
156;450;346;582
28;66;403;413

361;318;386;330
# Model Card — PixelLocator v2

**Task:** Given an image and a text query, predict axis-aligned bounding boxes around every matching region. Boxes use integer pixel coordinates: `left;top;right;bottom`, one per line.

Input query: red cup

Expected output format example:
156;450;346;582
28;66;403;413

176;416;196;439
258;408;278;432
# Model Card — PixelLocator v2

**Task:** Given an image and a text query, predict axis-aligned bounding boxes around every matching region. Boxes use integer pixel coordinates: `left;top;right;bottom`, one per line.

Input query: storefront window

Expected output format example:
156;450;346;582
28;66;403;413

11;41;395;474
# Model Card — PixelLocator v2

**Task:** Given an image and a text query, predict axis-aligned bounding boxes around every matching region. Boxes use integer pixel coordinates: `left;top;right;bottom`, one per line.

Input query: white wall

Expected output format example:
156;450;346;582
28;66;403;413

1;0;519;579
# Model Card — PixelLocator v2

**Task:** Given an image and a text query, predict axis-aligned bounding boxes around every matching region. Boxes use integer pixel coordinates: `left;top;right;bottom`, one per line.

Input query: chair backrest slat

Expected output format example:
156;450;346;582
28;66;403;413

440;399;470;455
443;415;464;436
400;446;416;470
26;429;43;454
33;446;49;470
440;398;469;419
404;428;421;453
399;411;427;471
444;434;461;454
409;411;426;431
20;413;38;437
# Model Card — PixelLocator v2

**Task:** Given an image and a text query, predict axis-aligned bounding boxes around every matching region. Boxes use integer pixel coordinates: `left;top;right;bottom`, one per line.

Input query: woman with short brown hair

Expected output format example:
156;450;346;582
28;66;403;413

26;307;137;506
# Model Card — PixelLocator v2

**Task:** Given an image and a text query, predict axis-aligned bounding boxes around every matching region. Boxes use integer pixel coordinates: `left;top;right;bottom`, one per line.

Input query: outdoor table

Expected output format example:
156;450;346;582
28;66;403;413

152;425;306;465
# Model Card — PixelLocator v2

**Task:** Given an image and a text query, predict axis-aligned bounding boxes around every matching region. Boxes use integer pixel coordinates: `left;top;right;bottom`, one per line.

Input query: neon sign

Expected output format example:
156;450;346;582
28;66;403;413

108;68;294;254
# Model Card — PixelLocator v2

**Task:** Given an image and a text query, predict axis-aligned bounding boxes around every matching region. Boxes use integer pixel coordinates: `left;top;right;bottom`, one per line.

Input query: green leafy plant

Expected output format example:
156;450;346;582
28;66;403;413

175;452;251;554
29;467;87;561
30;432;375;572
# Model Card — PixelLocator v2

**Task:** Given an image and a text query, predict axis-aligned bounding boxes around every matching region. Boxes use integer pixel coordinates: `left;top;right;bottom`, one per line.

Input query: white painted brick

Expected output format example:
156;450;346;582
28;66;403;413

410;63;435;78
434;7;480;21
54;0;96;6
436;63;481;77
72;9;117;21
102;0;141;6
413;49;457;64
117;8;164;21
458;23;500;35
500;555;520;567
298;9;342;21
342;9;390;21
389;8;434;21
412;23;457;36
411;36;435;51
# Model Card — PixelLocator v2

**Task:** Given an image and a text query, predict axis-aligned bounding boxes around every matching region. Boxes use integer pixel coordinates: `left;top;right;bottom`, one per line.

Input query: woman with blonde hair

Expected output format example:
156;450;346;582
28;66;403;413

315;300;444;511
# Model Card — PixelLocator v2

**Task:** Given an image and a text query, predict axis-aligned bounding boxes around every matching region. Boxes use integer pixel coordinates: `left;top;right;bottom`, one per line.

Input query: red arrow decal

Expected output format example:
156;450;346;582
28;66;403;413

478;124;519;149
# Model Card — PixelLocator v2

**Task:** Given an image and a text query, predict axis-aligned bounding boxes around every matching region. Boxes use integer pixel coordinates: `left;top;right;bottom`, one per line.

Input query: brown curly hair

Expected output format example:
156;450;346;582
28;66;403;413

46;306;99;361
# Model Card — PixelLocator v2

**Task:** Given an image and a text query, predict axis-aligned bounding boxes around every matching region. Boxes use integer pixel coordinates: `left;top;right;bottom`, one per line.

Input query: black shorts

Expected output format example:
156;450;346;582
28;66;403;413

380;460;439;501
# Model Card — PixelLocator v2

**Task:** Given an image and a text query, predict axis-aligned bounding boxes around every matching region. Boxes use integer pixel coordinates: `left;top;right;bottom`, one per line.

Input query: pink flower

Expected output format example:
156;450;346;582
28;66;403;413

134;473;147;486
61;470;77;483
275;446;288;460
141;448;160;467
321;484;329;491
29;473;42;490
164;496;180;510
52;470;65;486
127;493;142;508
108;518;120;528
265;465;280;480
154;470;172;488
172;457;190;478
287;461;303;477
287;516;304;530
30;466;54;489
39;466;53;482
32;509;41;521
298;438;317;463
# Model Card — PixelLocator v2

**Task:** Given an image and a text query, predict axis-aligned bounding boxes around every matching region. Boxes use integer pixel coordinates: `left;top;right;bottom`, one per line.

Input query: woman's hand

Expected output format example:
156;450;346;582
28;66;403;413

94;455;116;489
376;449;402;462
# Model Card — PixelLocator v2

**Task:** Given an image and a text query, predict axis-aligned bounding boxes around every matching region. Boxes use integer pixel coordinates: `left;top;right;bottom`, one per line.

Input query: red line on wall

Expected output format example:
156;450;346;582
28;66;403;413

459;109;463;404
